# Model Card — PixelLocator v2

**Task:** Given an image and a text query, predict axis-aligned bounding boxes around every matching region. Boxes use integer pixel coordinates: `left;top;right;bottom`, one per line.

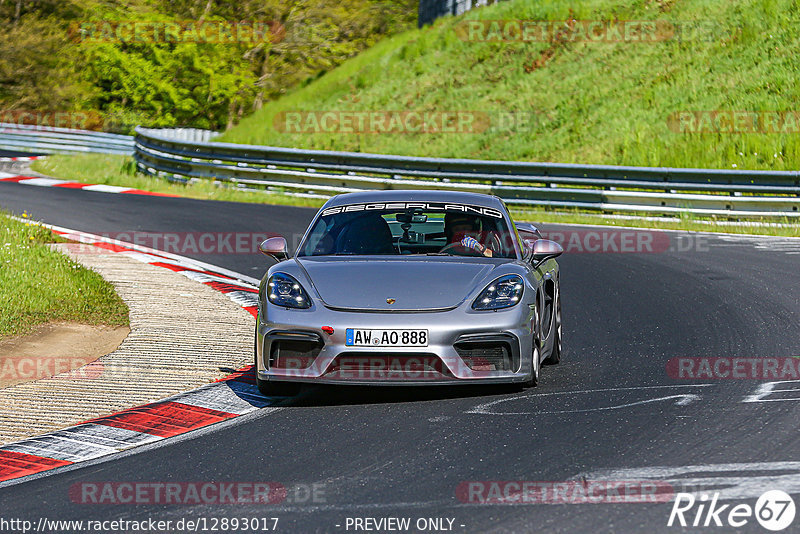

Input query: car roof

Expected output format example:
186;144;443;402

323;190;506;210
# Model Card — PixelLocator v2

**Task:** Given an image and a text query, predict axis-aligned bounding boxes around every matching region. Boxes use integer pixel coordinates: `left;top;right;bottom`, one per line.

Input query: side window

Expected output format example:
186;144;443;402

479;216;512;257
302;218;334;256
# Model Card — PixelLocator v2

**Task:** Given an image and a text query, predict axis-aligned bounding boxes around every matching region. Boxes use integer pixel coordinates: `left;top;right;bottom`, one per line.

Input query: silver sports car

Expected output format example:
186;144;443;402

255;190;563;395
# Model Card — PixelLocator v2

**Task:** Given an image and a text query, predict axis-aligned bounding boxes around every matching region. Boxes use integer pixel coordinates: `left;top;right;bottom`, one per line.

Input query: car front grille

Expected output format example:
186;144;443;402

454;341;514;372
324;353;452;381
269;339;323;370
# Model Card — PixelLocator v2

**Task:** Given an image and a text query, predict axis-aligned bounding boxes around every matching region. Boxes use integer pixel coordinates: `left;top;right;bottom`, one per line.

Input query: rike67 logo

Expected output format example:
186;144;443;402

668;490;796;531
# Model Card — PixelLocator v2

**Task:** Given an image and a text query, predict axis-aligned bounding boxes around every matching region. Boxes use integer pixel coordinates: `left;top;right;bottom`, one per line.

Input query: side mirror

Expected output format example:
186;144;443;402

258;236;289;261
531;239;563;266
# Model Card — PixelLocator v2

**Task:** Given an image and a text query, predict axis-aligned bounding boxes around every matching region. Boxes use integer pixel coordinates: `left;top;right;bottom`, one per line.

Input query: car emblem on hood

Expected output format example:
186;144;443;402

386;298;396;304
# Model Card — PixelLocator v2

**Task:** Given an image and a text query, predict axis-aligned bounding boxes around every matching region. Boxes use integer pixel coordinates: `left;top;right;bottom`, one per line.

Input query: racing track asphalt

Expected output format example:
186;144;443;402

1;181;799;533
0;149;43;158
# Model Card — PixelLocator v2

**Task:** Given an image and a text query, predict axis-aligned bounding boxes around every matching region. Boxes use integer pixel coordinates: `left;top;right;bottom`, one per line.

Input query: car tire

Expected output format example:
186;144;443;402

542;287;562;365
254;323;301;397
524;344;539;388
524;300;540;388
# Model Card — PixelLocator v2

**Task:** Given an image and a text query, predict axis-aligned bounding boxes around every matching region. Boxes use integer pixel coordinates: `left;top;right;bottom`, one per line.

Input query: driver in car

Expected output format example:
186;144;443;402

443;213;498;257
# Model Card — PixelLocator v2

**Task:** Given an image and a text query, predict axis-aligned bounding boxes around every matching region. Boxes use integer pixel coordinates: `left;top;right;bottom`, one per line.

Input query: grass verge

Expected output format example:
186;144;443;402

0;211;129;339
32;154;326;208
509;208;800;237
218;0;800;171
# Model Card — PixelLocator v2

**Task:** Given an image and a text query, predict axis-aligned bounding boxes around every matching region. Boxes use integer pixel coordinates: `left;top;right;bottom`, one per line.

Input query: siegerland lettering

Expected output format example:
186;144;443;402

320;203;504;219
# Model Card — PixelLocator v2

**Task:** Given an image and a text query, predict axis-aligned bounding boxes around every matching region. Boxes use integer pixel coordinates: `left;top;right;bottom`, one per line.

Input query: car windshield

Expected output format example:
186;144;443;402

298;203;518;259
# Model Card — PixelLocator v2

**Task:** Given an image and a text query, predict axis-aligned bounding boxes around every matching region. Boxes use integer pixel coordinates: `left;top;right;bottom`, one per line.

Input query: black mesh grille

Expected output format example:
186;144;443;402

270;339;322;370
325;353;451;380
455;342;513;372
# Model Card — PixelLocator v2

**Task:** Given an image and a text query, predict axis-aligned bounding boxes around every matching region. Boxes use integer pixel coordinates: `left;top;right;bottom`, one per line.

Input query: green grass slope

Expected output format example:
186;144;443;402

0;213;129;339
219;0;800;170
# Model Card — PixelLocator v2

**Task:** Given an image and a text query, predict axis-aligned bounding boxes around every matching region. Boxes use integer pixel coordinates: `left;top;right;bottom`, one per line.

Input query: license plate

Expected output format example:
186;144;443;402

345;329;428;347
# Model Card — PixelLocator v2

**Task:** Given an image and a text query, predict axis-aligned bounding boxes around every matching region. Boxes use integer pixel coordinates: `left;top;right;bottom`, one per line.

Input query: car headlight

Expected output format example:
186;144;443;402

472;275;524;310
267;272;312;309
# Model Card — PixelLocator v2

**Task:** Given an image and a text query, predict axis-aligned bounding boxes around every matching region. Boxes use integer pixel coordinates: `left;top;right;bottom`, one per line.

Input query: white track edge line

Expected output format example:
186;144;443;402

6;215;260;285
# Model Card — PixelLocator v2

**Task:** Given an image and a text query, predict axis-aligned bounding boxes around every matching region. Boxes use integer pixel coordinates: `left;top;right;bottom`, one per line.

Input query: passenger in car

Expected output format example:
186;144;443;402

443;213;499;257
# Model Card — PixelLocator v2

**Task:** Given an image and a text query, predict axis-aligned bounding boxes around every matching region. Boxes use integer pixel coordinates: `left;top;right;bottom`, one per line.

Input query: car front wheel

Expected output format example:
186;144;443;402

524;300;540;388
542;287;562;365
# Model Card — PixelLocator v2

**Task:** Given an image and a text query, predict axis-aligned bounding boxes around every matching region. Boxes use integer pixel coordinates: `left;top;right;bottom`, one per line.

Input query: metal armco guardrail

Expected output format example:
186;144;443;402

134;127;800;218
3;123;797;217
0;123;134;155
0;124;217;155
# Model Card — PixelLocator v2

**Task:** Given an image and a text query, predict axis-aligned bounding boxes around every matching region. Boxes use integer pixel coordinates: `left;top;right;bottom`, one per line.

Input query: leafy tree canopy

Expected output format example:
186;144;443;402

0;0;416;132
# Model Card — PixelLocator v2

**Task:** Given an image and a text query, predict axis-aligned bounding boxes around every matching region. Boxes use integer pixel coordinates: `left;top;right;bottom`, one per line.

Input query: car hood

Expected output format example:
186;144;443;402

296;256;500;311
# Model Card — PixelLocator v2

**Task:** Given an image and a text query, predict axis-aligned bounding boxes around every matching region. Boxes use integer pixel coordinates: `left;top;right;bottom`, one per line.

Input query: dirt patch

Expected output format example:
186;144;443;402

0;323;129;388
